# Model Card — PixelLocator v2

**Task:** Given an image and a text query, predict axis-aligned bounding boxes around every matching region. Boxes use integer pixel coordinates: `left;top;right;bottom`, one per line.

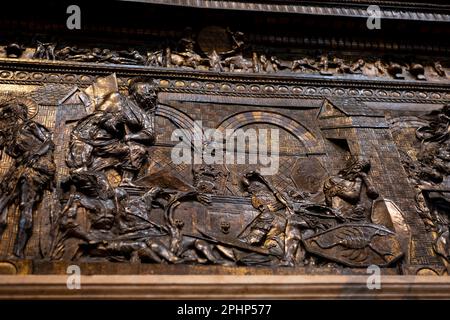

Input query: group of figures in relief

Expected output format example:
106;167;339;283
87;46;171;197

3;28;447;81
400;104;450;264
0;76;406;267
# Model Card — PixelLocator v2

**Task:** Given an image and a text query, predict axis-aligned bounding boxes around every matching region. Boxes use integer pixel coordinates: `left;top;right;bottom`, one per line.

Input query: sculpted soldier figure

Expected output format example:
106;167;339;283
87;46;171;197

57;170;118;255
238;171;312;266
59;177;183;264
239;171;321;266
240;171;291;259
66;81;156;185
0;99;55;258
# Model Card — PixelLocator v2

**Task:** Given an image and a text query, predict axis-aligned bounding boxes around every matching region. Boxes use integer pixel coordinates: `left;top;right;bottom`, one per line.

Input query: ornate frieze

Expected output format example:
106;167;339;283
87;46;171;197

0;2;449;279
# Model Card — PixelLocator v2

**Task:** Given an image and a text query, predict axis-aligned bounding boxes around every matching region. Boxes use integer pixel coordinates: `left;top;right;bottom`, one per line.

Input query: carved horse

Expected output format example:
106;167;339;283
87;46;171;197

223;54;254;72
207;50;224;72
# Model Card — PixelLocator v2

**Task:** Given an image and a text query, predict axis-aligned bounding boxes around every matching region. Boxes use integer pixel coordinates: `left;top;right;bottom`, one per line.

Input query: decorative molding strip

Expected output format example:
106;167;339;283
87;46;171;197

1;58;448;88
157;86;449;104
0;59;448;104
1;275;450;299
122;0;450;22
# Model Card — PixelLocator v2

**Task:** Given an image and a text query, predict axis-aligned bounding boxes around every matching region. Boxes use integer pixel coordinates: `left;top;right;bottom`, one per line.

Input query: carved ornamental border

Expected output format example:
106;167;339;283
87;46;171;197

123;0;450;22
0;58;449;104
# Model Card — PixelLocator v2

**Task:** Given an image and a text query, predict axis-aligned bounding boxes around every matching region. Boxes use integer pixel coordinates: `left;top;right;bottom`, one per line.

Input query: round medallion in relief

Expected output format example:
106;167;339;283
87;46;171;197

279;86;289;93
292;87;303;94
15;71;28;80
319;88;331;95
205;83;215;90
264;85;274;93
32;73;45;80
63;74;77;82
48;74;60;82
306;87;317;94
221;84;231;91
0;71;12;78
417;92;427;98
334;88;345;95
80;75;93;83
197;26;232;54
431;93;442;99
159;80;170;87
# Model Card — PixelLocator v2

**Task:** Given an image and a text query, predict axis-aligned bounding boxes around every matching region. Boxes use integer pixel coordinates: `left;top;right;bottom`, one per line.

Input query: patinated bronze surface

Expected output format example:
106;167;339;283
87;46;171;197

0;0;449;279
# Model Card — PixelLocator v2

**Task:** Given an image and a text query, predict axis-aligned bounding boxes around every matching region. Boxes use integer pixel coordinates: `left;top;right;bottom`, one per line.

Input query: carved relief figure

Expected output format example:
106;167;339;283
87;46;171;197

4;43;25;58
223;54;253;72
415;105;450;184
318;54;333;75
0;98;55;258
240;171;291;260
337;58;365;74
291;57;319;73
237;169;403;267
408;63;426;81
56;46;103;62
66;81;156;186
33;41;56;61
12;29;445;82
323;159;379;221
400;105;450;263
387;62;405;79
207;50;223;72
20;74;404;271
434;61;447;77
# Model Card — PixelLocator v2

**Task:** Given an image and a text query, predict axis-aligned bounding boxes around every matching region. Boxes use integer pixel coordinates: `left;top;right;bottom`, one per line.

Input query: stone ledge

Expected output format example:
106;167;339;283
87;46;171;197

1;275;450;299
